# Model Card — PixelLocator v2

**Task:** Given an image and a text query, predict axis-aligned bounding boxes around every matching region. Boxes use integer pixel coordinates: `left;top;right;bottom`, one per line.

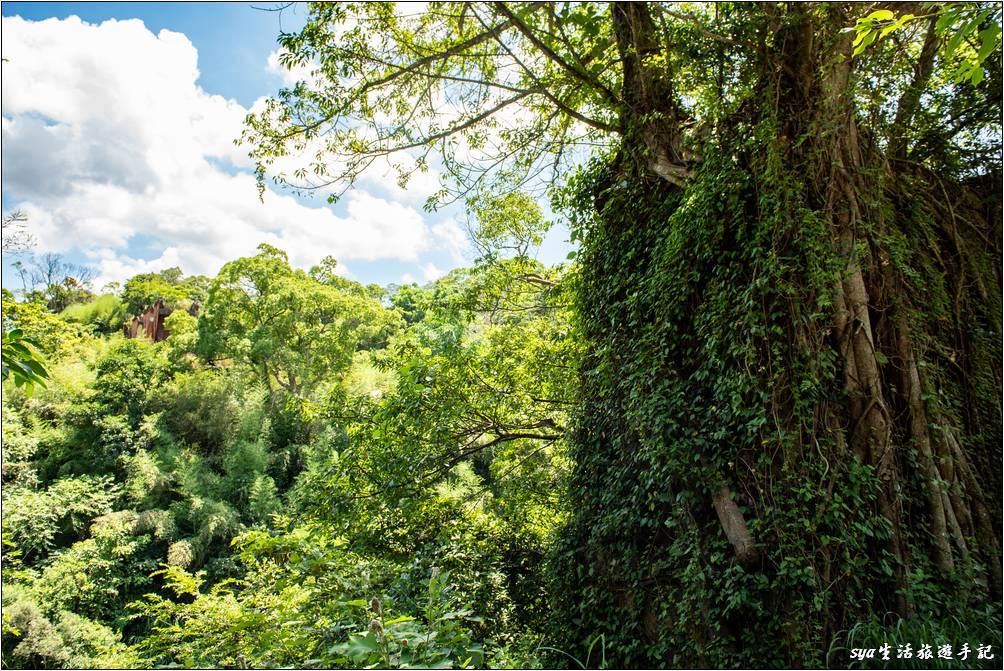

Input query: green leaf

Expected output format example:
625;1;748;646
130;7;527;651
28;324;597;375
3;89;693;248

879;25;895;39
343;599;369;608
383;615;416;625
936;10;958;34
946;15;983;59
24;358;48;377
946;30;965;58
866;9;895;22
978;25;1002;64
342;632;379;659
853;30;877;56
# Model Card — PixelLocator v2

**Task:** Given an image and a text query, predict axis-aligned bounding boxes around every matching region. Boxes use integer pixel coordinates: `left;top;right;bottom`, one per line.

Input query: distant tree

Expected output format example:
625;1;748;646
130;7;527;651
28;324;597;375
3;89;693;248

199;244;400;397
121;274;187;317
389;284;430;325
121;270;211;317
159;267;184;285
44;276;95;313
11;252;96;311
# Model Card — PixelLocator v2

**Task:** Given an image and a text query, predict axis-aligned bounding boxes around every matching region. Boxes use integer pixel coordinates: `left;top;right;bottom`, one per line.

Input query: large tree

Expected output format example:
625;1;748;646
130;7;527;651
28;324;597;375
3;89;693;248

244;2;1002;665
198;245;398;398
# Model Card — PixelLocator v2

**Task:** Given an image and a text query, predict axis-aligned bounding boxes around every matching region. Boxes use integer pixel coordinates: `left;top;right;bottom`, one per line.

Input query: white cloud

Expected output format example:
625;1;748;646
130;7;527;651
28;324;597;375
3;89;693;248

266;47;325;89
358;156;444;206
430;217;470;264
421;262;443;282
273;189;431;266
1;14;442;287
85;246;185;285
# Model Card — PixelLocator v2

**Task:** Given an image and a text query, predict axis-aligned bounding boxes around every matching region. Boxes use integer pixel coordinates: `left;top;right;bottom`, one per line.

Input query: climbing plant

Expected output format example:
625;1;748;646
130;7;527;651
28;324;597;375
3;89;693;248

239;1;1002;666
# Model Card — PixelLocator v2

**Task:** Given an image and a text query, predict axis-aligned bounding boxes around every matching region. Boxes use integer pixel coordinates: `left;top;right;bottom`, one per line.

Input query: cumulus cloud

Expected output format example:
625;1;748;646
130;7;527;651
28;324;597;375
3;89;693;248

358;156;445;207
266;47;328;89
430;217;470;264
421;262;443;282
1;14;454;288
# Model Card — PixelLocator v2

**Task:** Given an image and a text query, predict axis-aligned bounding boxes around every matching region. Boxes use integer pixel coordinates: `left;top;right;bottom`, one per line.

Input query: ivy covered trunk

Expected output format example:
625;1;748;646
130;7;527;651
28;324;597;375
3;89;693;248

554;4;1001;666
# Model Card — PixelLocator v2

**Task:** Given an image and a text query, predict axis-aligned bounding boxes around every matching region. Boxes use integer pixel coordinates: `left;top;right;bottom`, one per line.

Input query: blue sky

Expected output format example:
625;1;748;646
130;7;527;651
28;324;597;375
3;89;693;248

3;2;306;107
1;2;572;292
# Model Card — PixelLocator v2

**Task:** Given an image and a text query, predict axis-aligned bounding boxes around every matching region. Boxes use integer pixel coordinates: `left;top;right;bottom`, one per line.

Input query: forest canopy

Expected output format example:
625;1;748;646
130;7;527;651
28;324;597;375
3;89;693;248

2;2;1002;669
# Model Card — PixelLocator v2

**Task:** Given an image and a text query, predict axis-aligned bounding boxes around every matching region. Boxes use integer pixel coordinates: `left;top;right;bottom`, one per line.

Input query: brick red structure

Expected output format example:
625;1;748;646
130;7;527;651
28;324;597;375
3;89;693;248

123;299;199;342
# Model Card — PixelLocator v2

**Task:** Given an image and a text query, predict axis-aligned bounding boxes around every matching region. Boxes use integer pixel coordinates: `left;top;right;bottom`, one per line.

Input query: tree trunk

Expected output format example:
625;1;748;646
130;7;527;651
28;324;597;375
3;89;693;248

556;2;1001;666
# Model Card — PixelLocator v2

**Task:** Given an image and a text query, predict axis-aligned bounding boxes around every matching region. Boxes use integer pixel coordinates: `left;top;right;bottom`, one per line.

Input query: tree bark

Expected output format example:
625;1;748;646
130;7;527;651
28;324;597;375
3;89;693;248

889;14;941;161
611;2;691;185
896;316;954;574
562;2;1002;664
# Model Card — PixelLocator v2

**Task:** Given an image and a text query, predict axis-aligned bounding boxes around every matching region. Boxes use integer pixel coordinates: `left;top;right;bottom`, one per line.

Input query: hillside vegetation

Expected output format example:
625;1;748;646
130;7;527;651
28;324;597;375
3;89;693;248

3;2;1002;668
3;234;578;668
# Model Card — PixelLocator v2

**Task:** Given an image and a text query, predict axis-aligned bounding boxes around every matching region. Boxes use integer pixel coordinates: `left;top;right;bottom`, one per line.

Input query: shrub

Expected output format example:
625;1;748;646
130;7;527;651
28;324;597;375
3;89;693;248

247;475;281;526
2;583;143;669
222;438;270;507
2;290;81;357
158;372;244;456
91;339;168;421
120;449;172;509
60;294;127;333
34;511;155;622
2;475;120;563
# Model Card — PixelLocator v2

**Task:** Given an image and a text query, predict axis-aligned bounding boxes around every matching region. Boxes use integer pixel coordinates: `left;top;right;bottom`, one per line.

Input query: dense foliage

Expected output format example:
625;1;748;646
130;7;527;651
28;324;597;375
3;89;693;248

239;2;1001;665
553;127;1001;666
3;2;1002;669
2;212;577;668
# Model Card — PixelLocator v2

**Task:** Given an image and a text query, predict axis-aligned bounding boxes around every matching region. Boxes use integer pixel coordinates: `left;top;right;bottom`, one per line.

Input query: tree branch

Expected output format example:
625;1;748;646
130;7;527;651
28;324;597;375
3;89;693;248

889;13;941;160
492;2;620;106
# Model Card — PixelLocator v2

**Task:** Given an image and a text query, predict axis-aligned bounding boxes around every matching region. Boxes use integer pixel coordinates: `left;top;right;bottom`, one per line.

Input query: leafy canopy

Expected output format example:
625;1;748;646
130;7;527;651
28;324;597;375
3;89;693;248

198;244;399;396
241;1;627;205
